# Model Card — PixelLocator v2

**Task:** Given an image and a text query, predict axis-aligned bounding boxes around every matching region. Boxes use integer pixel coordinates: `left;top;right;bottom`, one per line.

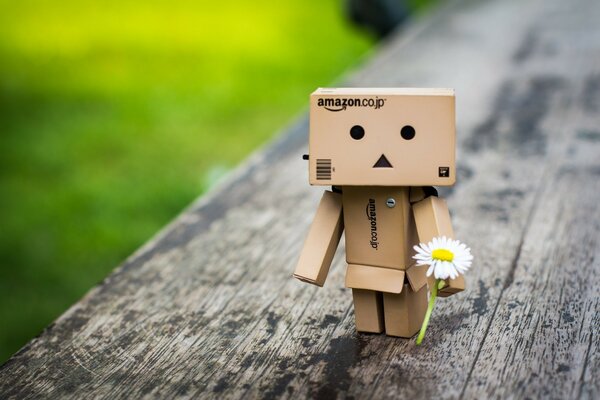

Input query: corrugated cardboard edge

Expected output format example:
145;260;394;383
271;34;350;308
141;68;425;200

405;264;429;291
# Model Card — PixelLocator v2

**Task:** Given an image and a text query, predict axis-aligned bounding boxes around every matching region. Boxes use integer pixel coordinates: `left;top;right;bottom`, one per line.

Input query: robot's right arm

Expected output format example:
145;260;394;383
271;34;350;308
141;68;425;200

293;190;344;287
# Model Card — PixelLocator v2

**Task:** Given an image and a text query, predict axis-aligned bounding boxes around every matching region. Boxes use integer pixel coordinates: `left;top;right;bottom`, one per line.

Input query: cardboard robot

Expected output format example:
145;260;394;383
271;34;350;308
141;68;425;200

294;88;464;337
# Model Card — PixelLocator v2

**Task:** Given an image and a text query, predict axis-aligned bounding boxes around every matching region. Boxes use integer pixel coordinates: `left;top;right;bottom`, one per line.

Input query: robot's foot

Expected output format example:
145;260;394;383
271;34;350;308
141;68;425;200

352;289;384;333
382;284;427;337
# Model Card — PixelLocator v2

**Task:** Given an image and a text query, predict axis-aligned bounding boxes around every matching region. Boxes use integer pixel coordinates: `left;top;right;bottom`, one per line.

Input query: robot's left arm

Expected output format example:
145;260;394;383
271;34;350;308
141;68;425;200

412;194;465;297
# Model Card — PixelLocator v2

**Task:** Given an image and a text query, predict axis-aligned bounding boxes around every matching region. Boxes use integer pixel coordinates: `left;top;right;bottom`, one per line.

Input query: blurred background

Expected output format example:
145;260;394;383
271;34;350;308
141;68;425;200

0;0;433;362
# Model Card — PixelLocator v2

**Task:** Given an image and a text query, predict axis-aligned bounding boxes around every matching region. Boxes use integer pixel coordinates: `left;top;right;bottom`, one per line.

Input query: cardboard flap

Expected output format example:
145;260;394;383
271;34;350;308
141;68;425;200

406;264;429;291
345;264;405;294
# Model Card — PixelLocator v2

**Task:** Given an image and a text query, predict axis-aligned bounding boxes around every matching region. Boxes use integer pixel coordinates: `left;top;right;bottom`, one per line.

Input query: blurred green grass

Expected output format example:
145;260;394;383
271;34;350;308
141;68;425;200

0;0;375;362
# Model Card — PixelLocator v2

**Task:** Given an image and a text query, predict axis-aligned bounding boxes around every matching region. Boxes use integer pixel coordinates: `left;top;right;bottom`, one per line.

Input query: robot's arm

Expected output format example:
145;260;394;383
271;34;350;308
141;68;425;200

412;194;465;297
294;190;344;287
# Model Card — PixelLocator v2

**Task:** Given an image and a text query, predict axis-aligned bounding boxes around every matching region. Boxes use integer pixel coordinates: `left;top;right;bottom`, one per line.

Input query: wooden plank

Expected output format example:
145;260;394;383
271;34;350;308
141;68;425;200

459;1;600;397
1;0;599;398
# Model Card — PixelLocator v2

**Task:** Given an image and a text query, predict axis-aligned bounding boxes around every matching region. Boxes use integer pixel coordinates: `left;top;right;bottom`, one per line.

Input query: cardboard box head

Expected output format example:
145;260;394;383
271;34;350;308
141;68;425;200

308;88;456;186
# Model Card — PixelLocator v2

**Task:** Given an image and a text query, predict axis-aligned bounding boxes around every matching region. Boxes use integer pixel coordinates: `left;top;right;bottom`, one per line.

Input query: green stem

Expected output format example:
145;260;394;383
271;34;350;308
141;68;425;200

416;279;445;345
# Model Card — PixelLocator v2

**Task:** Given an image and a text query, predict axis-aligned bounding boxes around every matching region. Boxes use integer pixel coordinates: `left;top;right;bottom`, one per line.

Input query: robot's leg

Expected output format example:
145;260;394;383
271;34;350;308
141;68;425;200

382;284;427;338
352;289;384;333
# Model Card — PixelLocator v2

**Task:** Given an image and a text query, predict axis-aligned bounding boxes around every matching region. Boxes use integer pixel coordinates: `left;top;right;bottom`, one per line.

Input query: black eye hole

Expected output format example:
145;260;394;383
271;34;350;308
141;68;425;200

401;125;416;140
350;125;365;140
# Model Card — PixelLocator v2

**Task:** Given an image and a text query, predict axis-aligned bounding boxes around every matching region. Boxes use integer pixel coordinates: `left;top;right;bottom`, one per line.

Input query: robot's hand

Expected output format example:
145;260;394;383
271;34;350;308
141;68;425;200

436;276;465;298
293;274;323;287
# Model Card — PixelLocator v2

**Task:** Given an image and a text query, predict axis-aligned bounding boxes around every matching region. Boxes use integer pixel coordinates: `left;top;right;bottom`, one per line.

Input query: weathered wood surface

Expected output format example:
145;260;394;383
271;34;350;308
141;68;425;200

1;0;599;398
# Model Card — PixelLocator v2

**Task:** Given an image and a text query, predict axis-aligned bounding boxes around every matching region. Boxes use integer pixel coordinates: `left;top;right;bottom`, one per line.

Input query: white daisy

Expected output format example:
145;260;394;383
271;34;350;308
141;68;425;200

413;236;473;280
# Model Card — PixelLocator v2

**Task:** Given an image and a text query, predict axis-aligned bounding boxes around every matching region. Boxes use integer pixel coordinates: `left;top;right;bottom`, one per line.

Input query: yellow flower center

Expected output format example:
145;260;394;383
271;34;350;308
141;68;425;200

432;248;454;262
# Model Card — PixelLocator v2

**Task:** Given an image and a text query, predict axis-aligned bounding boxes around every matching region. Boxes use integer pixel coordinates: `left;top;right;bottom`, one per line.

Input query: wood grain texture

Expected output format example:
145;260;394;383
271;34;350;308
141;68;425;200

1;0;599;398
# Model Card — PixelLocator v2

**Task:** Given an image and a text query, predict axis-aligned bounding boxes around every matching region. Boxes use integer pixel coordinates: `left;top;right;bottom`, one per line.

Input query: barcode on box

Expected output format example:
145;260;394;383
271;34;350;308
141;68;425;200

316;159;332;180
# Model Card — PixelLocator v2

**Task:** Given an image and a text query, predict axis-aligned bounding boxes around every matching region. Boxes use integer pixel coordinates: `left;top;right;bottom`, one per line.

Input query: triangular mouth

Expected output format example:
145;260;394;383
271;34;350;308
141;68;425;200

373;154;393;168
